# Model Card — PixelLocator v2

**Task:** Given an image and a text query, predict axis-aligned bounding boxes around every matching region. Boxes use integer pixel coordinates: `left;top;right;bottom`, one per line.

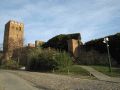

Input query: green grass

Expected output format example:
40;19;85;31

92;66;120;77
55;65;90;76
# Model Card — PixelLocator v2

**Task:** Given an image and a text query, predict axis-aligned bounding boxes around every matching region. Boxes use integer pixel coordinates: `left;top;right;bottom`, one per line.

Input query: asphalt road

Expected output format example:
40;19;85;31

0;70;39;90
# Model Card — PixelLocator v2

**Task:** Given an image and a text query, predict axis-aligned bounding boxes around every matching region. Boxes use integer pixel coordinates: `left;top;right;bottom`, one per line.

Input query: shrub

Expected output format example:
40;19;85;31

54;51;73;68
0;60;19;70
26;48;73;71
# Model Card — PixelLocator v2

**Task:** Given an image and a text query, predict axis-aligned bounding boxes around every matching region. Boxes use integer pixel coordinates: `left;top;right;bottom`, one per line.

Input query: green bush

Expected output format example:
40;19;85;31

26;48;73;71
0;60;19;70
54;51;73;68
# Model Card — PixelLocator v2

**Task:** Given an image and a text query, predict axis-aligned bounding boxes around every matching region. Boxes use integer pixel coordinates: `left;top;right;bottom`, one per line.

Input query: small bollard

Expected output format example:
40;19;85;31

2;87;5;90
89;73;92;77
82;87;84;90
52;68;55;73
67;69;69;75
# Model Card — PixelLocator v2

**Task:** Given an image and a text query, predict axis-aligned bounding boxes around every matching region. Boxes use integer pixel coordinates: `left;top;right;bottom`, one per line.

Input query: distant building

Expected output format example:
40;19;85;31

3;20;24;60
35;40;45;48
28;43;35;48
27;40;44;48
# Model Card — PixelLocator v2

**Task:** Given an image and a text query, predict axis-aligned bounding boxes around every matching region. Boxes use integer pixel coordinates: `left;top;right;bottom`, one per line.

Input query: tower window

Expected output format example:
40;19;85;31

19;27;21;31
16;27;18;30
11;26;14;29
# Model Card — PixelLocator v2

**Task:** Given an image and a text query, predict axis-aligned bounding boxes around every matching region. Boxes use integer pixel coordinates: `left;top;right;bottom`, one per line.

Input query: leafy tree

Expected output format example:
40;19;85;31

0;60;19;69
26;48;73;71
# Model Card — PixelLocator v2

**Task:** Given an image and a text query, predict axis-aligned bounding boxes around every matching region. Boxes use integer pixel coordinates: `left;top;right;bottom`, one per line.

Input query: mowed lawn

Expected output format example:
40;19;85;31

92;66;120;77
55;65;91;77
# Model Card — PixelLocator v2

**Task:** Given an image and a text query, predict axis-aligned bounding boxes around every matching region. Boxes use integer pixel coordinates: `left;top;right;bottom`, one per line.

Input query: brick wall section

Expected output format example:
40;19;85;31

68;39;79;58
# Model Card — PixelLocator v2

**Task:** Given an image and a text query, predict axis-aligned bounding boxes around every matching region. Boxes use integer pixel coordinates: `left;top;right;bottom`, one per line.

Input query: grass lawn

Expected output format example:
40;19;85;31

92;66;120;77
54;65;93;78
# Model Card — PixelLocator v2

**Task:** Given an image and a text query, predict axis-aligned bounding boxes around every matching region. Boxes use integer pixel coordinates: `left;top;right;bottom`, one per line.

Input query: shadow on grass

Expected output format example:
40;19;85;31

92;65;120;77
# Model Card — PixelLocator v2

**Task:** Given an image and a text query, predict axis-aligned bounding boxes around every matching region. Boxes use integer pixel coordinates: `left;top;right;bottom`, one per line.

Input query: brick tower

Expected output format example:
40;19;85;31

35;40;45;48
3;20;24;60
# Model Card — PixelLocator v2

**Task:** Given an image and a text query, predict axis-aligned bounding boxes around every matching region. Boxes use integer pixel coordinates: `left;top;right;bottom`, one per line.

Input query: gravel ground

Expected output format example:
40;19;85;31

7;70;120;90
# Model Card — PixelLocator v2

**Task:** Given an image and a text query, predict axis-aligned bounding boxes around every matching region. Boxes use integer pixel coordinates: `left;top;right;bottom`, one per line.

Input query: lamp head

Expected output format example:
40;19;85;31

105;37;109;41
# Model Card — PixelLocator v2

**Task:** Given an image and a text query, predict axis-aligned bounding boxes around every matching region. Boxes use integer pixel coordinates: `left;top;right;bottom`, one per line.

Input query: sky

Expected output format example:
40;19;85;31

0;0;120;46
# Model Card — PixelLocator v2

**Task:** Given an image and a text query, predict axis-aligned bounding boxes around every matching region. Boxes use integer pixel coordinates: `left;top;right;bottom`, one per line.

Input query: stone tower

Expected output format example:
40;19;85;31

3;20;24;60
35;40;44;48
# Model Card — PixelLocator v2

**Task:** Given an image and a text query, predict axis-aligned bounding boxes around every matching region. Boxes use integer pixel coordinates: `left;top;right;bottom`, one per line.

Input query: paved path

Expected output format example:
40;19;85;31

0;71;40;90
0;70;120;90
80;66;120;83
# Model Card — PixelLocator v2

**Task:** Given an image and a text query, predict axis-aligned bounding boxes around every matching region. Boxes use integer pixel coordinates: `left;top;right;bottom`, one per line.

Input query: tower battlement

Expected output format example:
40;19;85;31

6;20;24;26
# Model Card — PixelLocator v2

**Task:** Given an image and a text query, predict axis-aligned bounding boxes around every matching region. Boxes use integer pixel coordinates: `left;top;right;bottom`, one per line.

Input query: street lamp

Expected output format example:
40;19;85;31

103;37;112;72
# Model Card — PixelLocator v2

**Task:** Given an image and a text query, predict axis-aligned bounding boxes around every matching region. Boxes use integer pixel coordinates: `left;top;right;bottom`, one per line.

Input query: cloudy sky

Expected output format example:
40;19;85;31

0;0;120;45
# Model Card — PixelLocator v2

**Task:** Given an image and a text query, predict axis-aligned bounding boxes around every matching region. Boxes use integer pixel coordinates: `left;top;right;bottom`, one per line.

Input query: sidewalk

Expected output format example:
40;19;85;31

80;66;120;83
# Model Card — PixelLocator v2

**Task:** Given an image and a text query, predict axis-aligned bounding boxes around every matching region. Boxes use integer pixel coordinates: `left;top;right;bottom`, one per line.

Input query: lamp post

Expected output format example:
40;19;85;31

103;37;112;72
